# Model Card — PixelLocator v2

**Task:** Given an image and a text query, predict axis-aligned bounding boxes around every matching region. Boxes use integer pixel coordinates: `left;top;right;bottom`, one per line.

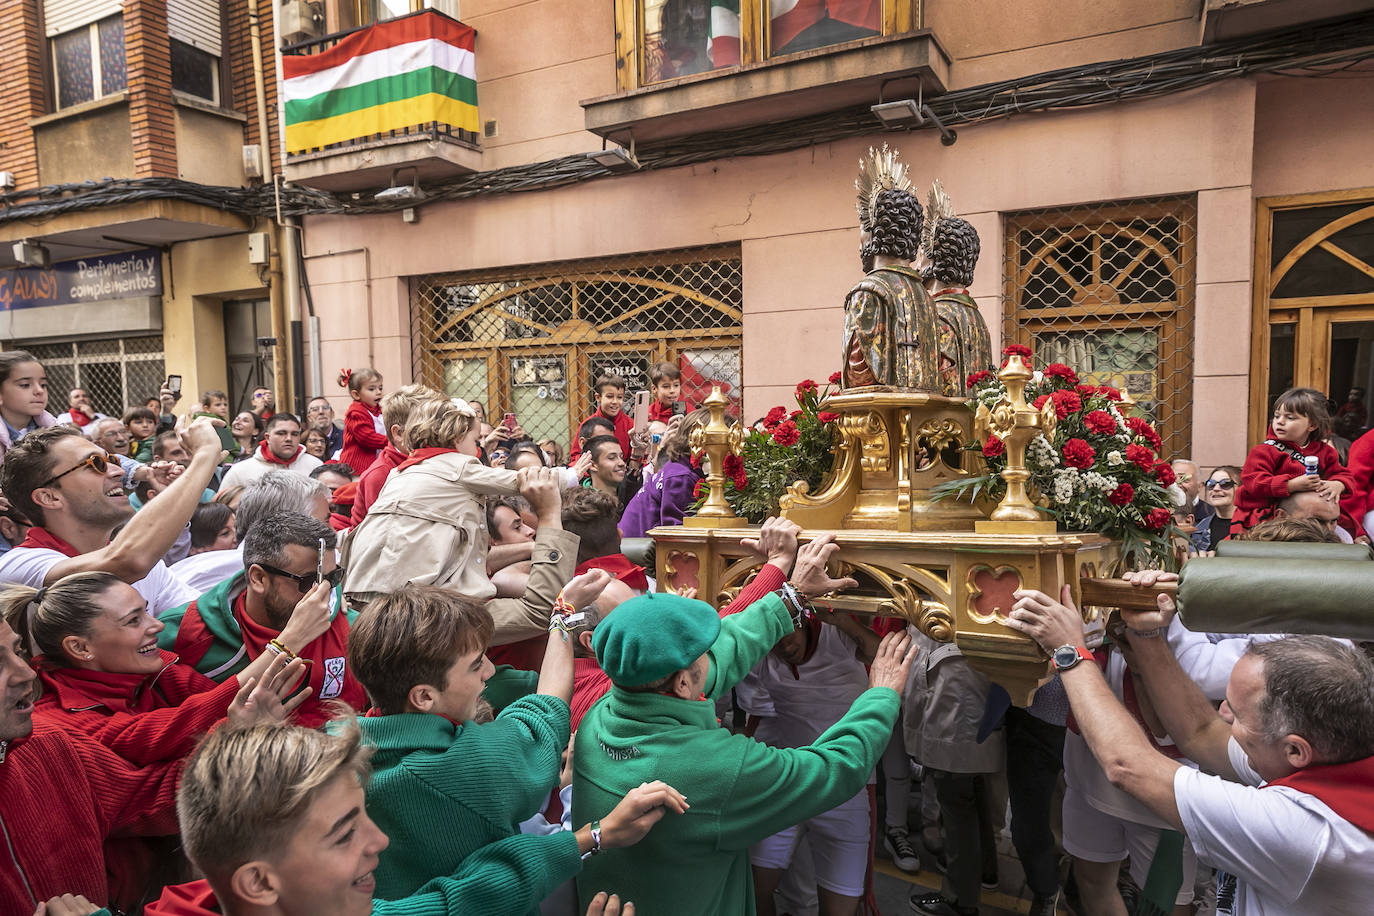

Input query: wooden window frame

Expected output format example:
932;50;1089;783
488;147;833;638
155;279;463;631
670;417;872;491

1250;187;1374;443
615;0;921;92
50;15;125;111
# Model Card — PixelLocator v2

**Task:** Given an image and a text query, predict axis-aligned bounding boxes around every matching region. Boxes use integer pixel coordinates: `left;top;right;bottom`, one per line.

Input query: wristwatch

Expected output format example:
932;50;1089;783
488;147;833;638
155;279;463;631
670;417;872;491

1051;644;1093;672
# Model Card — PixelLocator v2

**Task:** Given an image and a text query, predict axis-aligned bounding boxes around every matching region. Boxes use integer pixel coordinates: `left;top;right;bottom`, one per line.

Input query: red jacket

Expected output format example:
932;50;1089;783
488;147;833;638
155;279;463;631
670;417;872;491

568;409;633;462
32;651;237;765
1341;428;1374;526
339;400;388;474
1235;431;1360;535
351;442;406;524
0;723;181;915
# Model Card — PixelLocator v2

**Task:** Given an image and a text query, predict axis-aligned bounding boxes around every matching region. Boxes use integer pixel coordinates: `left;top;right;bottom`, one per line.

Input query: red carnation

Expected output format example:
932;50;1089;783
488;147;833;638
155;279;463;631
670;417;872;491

1125;417;1162;451
817;411;840;423
828;371;842;385
1075;383;1099;398
690;452;703;470
763;406;787;429
967;370;993;388
982;436;1005;458
772;420;800;446
1044;363;1079;385
1144;507;1172;531
1050;390;1083;418
1097;385;1123;402
693;480;706;498
1084;410;1117;436
1108;482;1135;506
1002;344;1032;358
1033;394;1050;410
790;410;802;421
1153;462;1176;487
723;453;743;476
1062;438;1096;469
1124;443;1156;470
795;379;818;399
732;471;749;490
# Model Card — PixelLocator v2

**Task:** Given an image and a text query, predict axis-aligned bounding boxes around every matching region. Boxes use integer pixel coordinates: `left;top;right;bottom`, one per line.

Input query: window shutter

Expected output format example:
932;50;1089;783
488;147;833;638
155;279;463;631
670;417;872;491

168;0;222;57
43;0;122;37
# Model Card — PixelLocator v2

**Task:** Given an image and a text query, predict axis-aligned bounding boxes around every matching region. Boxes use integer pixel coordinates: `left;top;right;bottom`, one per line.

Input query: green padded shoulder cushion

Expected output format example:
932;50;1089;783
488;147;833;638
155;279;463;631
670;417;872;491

1215;540;1372;561
1177;556;1374;640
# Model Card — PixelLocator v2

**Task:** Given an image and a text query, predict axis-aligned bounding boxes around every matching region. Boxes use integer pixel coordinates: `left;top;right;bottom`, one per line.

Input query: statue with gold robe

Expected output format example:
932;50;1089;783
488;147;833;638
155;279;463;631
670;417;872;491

842;147;942;390
922;180;994;397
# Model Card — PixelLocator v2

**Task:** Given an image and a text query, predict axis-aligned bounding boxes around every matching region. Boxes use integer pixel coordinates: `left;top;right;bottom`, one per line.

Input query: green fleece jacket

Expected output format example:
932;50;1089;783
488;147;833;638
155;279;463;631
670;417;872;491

355;695;571;904
572;592;899;916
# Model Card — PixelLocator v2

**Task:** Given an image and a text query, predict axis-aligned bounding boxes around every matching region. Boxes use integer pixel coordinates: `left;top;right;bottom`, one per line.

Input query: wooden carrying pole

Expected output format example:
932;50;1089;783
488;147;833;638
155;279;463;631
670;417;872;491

1077;577;1177;612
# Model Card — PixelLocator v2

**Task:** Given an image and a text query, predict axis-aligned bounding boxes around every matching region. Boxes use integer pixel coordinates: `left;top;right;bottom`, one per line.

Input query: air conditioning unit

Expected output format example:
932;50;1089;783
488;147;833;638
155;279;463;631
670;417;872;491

280;0;324;45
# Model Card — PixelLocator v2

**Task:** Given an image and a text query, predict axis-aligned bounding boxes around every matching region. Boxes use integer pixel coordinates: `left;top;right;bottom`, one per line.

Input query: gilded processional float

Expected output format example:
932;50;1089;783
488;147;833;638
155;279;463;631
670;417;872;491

650;147;1171;705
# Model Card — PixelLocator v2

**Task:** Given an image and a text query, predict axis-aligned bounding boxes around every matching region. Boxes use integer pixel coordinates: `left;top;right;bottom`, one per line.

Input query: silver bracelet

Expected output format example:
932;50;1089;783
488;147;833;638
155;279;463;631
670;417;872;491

1127;626;1164;639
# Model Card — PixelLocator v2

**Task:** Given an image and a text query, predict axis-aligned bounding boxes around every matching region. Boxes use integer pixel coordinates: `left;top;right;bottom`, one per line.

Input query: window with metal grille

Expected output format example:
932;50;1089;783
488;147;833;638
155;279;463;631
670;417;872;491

1003;197;1197;459
412;245;743;455
23;336;166;419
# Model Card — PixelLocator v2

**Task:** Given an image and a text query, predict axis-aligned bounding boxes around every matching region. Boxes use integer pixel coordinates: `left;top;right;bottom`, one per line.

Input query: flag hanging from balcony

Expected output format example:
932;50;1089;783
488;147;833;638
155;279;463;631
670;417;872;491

282;11;477;154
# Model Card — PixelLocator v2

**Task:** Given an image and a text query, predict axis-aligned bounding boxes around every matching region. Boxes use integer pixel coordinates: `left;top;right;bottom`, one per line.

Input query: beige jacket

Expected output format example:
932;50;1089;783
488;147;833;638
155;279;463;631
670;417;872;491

901;631;1005;774
341;452;578;642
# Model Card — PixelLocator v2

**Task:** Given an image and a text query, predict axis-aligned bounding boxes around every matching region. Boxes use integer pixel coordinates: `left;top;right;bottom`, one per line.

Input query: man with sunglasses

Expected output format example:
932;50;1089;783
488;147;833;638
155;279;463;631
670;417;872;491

0;419;223;614
158;511;363;727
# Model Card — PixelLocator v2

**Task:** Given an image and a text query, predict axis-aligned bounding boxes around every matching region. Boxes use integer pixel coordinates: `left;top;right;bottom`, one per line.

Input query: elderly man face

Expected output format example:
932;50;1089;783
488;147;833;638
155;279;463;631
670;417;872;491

1171;460;1202;502
306;397;335;432
68;388;93;412
92;419;131;457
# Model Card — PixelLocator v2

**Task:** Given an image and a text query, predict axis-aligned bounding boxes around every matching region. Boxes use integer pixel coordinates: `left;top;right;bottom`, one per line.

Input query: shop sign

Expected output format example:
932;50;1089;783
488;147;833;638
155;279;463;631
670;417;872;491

0;249;162;310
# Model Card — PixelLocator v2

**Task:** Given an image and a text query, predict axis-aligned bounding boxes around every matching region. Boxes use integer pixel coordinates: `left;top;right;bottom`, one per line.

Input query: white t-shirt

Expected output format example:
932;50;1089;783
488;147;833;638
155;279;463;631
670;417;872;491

171;543;244;593
1174;738;1374;916
0;546;200;615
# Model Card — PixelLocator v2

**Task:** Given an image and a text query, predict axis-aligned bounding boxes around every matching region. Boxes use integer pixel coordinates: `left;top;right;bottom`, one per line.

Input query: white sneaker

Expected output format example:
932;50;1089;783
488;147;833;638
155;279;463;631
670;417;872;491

884;826;921;873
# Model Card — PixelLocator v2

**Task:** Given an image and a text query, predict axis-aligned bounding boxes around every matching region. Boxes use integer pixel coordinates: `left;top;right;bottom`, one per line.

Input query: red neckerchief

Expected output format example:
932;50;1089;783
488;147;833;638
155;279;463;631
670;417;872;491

328;512;351;532
143;879;222;915
395;446;459;473
1268;755;1374;833
257;439;301;466
34;650;178;714
648;400;674;423
18;526;81;556
231;591;366;726
575;553;648;592
358;401;381;417
68;408;93;427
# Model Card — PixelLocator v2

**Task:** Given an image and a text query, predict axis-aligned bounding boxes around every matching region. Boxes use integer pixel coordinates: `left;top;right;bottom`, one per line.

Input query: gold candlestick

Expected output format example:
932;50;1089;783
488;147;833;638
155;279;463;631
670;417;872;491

974;354;1058;532
684;385;749;528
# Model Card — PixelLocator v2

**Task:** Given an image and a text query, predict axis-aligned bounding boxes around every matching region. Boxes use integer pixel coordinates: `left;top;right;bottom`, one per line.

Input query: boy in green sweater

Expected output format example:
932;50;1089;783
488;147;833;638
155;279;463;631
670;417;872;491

345;577;686;908
140;720;668;915
573;590;915;916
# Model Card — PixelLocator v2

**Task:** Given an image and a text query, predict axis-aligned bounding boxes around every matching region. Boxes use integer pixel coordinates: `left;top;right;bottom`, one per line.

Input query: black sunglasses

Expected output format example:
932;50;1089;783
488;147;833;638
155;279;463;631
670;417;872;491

1204;478;1237;490
257;563;344;594
38;450;114;489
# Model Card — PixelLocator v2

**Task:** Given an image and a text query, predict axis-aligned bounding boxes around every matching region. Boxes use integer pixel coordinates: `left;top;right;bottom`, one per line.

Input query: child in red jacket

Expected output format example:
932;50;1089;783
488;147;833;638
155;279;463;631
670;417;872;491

1234;387;1359;537
337;367;387;473
569;373;633;461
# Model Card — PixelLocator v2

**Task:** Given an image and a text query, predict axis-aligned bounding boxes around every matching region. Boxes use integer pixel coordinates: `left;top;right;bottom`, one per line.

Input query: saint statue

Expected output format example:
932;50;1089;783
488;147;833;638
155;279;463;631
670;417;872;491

921;180;994;396
841;146;941;390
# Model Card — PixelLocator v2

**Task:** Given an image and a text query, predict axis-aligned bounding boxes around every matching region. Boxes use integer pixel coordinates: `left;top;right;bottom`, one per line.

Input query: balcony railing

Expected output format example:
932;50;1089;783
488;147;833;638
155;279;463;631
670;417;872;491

281;9;479;157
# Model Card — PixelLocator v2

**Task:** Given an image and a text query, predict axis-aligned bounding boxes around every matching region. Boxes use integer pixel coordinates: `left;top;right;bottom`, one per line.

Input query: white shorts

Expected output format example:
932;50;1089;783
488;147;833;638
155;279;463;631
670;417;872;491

1062;785;1197;906
749;790;870;897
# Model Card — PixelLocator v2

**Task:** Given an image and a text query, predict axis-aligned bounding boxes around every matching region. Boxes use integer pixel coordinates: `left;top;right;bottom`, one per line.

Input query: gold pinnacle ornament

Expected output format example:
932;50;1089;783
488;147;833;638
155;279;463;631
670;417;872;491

684;385;749;528
973;353;1059;532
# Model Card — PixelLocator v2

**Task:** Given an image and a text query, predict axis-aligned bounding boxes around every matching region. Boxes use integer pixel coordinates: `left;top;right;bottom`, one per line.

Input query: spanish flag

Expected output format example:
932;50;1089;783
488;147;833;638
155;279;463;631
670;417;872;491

283;11;477;154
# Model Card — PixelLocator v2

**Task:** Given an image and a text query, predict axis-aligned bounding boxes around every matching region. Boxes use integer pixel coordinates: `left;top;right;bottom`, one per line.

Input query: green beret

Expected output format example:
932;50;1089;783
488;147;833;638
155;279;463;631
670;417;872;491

593;591;721;687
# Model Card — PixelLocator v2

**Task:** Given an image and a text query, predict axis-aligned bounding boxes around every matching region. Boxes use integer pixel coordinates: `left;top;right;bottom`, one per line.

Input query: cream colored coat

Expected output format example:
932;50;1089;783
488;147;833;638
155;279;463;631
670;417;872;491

343;452;519;600
341;452;580;643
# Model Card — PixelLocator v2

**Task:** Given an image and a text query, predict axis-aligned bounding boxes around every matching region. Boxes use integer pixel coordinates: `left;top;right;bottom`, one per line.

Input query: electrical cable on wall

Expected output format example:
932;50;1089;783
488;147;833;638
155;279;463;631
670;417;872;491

0;12;1370;226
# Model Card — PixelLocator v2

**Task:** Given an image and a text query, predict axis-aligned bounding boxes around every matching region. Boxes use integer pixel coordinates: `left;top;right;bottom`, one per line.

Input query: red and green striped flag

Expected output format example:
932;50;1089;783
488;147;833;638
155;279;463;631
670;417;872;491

282;11;477;154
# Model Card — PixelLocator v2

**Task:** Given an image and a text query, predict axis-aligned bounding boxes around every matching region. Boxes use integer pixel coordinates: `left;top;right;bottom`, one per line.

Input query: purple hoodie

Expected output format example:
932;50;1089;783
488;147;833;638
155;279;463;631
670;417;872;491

620;459;700;538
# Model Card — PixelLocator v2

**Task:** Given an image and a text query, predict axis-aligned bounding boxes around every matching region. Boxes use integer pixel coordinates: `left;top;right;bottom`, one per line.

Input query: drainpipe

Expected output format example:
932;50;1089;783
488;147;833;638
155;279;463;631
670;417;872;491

248;0;291;409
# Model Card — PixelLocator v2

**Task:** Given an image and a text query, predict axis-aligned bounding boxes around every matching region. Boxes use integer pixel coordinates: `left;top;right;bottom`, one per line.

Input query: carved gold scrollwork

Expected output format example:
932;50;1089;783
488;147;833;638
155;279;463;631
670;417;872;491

916;418;963;451
917;600;954;642
841;411;889;473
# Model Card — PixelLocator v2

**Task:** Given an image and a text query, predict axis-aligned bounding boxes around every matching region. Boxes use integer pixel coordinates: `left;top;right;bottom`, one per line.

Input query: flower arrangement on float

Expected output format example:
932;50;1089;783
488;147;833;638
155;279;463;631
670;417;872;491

936;344;1184;566
691;373;842;523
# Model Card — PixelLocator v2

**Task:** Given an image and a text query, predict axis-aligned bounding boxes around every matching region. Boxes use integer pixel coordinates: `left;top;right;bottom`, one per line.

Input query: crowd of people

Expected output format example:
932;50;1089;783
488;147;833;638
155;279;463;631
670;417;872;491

0;344;1368;916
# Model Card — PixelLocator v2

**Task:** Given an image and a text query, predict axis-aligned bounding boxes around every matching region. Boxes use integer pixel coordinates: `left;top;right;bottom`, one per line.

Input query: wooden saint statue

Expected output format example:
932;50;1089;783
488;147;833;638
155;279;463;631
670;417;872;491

921;180;994;397
841;146;942;390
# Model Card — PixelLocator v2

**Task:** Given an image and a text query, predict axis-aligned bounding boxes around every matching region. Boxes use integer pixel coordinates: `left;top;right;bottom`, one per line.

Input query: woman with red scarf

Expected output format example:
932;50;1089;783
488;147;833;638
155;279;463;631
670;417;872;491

2;571;308;910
